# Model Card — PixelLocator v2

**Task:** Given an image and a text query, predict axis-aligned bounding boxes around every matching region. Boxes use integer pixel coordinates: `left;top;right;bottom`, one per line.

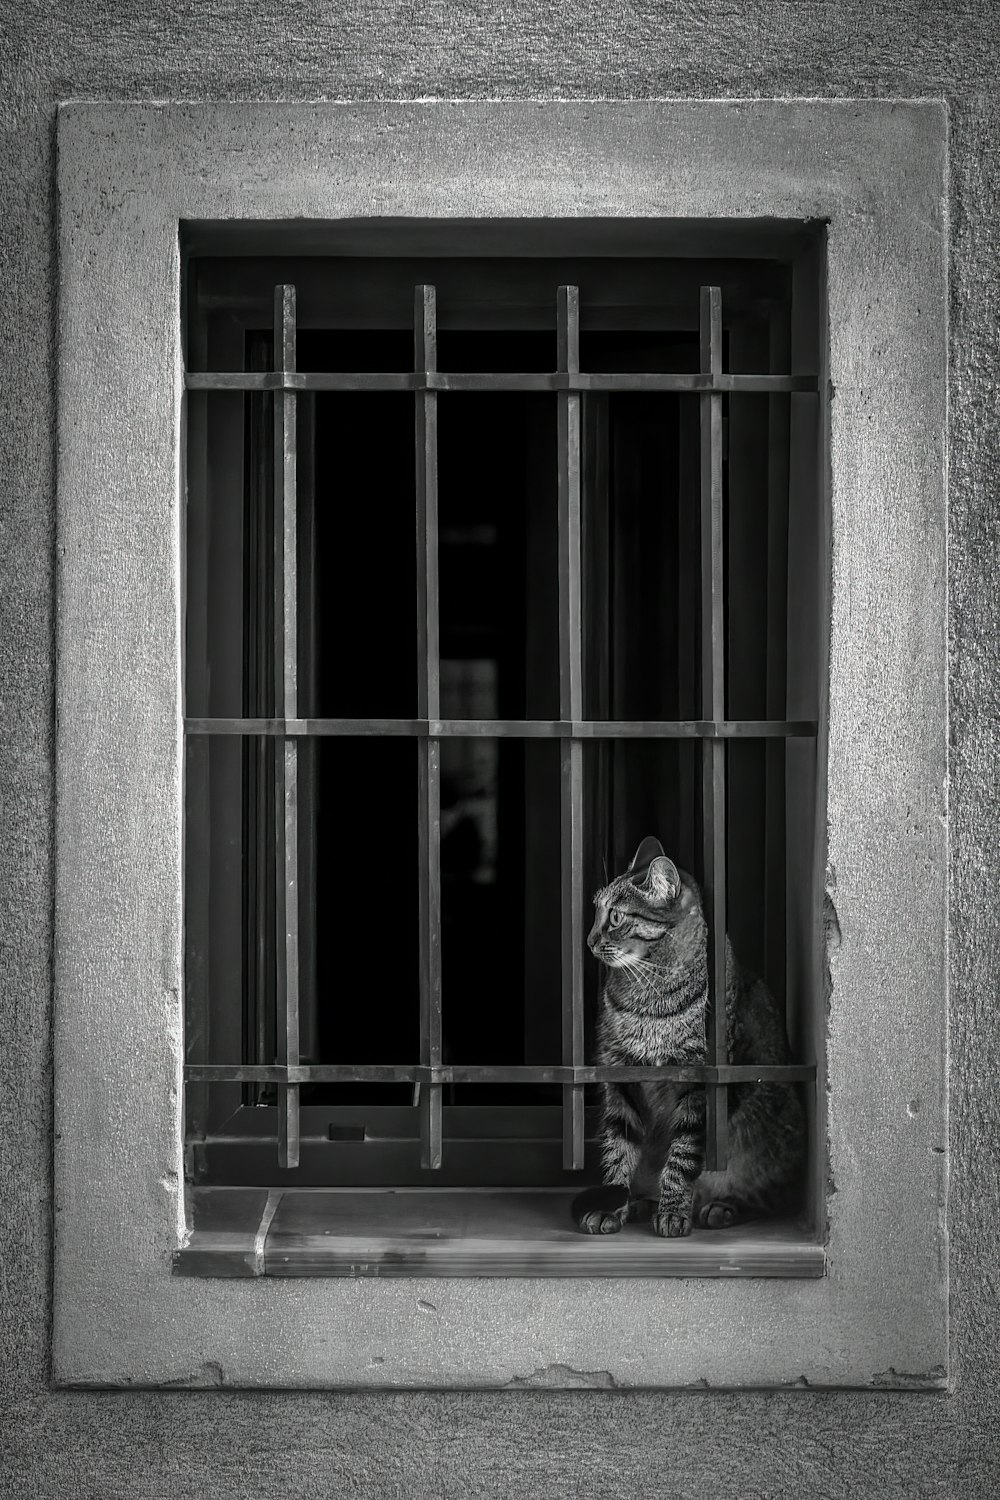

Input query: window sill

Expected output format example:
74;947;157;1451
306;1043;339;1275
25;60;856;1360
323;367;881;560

175;1187;825;1279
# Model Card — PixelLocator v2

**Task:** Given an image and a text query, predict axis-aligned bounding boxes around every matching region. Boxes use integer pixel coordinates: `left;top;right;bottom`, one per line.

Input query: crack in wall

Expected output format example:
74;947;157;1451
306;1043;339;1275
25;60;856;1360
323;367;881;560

159;1360;226;1389
870;1365;947;1389
505;1363;619;1390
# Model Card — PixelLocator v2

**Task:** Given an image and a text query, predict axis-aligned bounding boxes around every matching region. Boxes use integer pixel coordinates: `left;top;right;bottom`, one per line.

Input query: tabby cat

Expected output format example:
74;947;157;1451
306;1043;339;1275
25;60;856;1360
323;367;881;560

576;835;805;1237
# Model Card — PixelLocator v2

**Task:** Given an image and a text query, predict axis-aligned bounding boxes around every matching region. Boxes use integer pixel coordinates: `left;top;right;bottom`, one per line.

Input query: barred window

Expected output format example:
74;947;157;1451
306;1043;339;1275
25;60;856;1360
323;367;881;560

181;221;825;1277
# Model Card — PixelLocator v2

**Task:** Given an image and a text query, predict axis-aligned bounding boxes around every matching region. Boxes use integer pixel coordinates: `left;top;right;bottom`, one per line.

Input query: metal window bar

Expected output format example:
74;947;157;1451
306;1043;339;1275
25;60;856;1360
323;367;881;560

184;278;820;1177
188;1062;816;1086
415;285;443;1170
186;718;817;738
273;285;301;1169
700;286;728;1171
765;309;792;1004
557;286;586;1170
245;335;277;1110
187;371;816;394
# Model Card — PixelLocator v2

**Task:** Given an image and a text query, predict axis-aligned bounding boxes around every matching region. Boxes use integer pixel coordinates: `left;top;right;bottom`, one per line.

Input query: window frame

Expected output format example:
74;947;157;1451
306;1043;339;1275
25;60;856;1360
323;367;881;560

180;239;822;1213
54;99;948;1389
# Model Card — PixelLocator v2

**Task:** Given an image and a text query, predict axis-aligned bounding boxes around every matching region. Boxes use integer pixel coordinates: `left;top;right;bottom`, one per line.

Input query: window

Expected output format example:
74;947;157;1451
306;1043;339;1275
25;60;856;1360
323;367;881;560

55;101;947;1387
180;223;822;1275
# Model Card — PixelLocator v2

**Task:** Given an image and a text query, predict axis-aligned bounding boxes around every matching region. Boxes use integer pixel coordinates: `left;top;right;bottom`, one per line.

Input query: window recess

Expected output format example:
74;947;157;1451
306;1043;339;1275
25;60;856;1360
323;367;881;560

181;225;826;1277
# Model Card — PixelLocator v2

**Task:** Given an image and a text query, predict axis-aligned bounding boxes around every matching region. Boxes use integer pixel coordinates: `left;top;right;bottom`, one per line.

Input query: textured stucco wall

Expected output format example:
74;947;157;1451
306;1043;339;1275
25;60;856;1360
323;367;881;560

1;1;998;1494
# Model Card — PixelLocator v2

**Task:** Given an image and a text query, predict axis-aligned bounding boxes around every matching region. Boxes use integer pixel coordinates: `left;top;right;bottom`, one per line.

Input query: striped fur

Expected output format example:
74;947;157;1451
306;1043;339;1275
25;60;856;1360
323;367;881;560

576;838;805;1238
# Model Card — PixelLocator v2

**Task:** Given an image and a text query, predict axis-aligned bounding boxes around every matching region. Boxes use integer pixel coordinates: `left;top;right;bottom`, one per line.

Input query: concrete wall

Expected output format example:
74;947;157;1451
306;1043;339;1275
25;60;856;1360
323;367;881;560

2;2;997;1493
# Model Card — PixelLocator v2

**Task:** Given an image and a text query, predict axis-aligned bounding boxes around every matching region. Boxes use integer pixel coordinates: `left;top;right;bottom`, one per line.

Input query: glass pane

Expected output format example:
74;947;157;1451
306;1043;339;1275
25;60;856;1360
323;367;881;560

185;376;315;724
298;327;412;374
725;379;791;721
437;328;554;372
725;736;781;1001
310;388;418;718
581;389;701;722
438;388;560;721
441;738;562;1088
185;391;251;720
309;736;420;1092
579;329;698;374
184;734;249;1135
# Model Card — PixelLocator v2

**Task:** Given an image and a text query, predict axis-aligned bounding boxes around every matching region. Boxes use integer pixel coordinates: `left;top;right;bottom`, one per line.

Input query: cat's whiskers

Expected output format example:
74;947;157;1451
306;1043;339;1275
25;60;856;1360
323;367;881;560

617;954;662;993
622;953;661;977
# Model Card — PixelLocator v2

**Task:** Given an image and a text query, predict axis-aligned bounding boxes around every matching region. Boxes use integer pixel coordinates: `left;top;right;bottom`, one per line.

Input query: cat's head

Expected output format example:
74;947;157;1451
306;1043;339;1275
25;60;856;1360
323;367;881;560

587;835;701;970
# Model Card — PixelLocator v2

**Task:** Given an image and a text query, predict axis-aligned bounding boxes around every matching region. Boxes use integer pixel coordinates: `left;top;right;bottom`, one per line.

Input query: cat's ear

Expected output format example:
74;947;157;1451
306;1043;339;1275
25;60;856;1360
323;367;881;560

627;835;666;881
627;837;680;905
645;856;681;906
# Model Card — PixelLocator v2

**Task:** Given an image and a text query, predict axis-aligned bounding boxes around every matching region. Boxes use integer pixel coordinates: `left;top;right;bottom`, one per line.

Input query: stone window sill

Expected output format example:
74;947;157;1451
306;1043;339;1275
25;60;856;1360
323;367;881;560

175;1187;825;1279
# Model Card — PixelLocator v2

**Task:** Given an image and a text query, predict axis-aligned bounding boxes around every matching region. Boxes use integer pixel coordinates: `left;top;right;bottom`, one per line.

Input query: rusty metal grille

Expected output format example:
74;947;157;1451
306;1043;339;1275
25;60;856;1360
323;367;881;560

184;273;820;1180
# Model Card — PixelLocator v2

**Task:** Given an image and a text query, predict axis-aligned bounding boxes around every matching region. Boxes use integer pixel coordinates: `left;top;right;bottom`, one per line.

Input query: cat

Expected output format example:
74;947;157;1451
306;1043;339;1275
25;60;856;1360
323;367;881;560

576;835;805;1237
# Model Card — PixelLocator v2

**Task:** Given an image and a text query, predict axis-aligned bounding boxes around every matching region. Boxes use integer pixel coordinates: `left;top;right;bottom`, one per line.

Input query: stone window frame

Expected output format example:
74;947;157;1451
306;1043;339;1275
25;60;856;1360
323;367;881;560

54;100;948;1390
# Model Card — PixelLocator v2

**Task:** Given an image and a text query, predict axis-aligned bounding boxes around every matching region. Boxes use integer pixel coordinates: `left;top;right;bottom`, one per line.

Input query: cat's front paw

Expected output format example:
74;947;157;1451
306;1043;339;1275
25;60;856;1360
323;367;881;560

578;1205;628;1235
652;1206;692;1238
571;1183;630;1236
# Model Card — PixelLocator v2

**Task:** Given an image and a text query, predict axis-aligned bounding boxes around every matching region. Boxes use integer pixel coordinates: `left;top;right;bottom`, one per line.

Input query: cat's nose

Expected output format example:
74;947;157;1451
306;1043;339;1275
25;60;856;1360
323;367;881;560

586;922;601;952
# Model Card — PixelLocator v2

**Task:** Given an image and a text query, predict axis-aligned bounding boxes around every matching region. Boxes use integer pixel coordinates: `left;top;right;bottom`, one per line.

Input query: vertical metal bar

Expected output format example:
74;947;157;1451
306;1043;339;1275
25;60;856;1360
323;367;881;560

765;309;791;1009
296;392;319;1064
557;286;585;1170
273;285;300;1169
610;406;630;879
700;286;728;1171
676;396;699;870
245;334;276;1110
415;285;443;1169
582;395;612;1041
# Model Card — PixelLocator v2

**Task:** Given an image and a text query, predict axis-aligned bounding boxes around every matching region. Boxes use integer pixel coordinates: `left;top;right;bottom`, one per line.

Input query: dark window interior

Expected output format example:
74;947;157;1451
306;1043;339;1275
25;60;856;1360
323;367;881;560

183;230;823;1194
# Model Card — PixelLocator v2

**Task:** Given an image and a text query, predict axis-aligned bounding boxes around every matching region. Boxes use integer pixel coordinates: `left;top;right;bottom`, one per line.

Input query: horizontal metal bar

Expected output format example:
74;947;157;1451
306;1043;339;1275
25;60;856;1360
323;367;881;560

525;720;815;740
185;370;819;395
184;717;818;739
185;1063;817;1085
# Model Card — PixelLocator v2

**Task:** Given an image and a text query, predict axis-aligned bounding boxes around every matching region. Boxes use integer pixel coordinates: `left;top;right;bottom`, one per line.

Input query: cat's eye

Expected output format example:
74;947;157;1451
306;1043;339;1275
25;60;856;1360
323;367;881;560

608;908;625;928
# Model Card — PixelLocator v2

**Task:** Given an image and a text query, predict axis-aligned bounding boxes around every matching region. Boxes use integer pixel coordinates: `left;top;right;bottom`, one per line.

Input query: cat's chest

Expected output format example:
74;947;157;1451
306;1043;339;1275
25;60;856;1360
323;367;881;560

601;992;705;1065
